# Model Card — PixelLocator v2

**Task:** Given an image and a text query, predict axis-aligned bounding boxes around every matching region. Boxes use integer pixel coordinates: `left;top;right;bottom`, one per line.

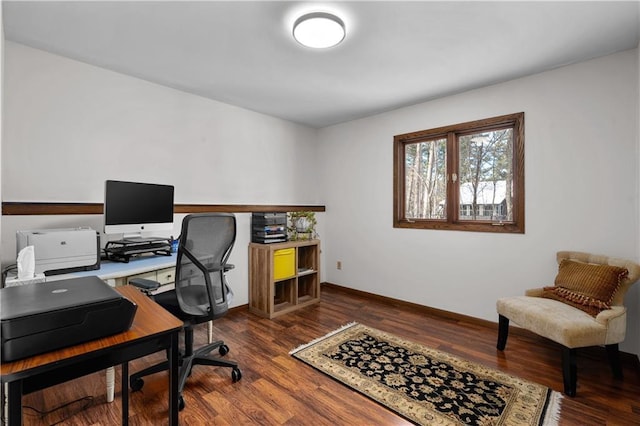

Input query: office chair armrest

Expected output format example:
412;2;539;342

203;263;234;272
129;278;161;292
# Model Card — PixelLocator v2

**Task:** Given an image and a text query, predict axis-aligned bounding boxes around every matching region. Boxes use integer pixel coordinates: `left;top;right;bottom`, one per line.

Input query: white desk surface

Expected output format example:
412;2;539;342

48;253;178;282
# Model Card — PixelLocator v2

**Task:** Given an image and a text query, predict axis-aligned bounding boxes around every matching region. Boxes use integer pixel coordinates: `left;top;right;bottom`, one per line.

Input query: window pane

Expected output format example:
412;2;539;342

458;129;513;222
404;138;447;219
394;112;523;233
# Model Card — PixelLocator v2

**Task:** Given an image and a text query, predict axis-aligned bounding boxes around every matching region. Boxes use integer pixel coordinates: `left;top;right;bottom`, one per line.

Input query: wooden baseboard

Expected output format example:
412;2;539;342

321;281;497;327
228;304;248;315
320;281;640;365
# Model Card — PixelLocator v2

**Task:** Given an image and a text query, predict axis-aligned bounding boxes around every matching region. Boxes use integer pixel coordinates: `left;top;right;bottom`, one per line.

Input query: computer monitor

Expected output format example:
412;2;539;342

103;180;175;239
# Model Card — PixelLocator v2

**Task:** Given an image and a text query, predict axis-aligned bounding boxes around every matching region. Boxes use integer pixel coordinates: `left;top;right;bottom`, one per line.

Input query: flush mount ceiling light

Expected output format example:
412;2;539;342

293;12;345;48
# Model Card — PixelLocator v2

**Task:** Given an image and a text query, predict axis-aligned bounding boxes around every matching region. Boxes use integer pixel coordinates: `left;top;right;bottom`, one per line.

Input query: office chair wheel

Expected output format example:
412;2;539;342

178;395;185;411
219;344;230;356
232;367;242;382
130;377;144;392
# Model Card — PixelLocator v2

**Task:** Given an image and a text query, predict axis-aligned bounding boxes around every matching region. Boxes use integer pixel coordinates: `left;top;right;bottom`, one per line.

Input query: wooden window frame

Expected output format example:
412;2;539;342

393;112;525;233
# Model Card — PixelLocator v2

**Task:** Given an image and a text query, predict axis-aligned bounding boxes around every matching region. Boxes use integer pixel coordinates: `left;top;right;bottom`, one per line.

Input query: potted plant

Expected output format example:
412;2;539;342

288;211;317;240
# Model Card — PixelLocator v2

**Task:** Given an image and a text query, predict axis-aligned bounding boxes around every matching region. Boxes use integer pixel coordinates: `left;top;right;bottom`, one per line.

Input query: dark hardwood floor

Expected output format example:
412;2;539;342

18;284;640;425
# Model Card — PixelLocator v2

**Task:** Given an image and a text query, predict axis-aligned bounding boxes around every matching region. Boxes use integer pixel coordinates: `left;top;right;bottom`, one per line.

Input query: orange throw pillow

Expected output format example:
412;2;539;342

542;259;628;316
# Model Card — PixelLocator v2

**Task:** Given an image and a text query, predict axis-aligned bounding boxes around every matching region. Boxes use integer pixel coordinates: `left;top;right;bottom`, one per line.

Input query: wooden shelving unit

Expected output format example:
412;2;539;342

249;239;320;319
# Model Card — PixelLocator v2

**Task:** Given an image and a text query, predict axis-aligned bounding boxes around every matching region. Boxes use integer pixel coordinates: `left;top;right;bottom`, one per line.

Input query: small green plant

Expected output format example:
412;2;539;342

288;211;317;240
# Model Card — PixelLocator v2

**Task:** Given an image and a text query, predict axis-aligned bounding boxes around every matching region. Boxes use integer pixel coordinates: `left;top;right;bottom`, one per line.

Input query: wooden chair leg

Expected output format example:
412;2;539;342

562;347;577;397
606;343;623;379
497;315;509;350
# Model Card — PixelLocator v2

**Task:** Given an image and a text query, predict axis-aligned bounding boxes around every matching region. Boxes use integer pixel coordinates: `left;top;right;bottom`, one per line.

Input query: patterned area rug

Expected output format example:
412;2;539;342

290;323;561;426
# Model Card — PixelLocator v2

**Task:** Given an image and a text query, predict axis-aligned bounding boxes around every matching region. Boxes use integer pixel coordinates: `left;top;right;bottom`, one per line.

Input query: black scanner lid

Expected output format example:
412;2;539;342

0;276;121;321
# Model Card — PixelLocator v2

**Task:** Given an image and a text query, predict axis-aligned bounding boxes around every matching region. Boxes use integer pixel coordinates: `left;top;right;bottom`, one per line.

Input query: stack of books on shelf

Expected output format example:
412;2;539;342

251;212;288;244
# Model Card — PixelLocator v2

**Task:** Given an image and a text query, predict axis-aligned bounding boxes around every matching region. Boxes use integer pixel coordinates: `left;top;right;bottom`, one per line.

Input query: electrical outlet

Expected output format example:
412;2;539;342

337;261;342;270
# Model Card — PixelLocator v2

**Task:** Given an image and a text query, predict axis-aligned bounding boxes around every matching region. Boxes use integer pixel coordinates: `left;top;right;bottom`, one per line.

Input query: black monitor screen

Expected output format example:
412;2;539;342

104;180;174;233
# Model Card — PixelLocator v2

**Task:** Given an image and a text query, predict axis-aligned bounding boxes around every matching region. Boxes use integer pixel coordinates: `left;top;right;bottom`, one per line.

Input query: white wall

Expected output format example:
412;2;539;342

318;48;640;355
1;3;4;256
1;42;322;308
2;42;319;205
2;40;639;356
637;37;640;356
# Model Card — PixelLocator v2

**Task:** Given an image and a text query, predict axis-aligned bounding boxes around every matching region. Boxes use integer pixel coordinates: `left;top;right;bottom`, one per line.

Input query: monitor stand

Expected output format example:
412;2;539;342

119;237;169;244
104;238;172;263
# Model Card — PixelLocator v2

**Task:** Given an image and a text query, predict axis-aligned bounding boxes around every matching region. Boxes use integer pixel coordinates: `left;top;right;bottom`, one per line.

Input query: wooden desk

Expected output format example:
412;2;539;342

48;255;178;402
0;286;183;425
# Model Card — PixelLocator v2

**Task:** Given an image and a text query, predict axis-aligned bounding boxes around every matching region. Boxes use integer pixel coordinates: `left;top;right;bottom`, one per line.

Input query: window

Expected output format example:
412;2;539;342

393;112;524;233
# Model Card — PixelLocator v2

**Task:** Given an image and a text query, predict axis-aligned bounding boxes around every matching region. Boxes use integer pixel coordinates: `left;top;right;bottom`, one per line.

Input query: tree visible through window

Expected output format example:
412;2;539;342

393;113;524;233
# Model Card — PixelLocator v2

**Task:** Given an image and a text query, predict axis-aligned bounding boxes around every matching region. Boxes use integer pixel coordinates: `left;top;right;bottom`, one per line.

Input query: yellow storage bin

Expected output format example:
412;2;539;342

273;248;295;280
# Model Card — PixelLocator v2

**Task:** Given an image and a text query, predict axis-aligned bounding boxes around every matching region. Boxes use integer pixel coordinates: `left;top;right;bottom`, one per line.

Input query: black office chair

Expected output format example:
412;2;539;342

129;213;241;410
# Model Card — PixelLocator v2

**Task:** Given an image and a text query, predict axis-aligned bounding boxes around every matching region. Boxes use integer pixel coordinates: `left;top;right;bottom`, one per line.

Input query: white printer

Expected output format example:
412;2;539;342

16;227;100;276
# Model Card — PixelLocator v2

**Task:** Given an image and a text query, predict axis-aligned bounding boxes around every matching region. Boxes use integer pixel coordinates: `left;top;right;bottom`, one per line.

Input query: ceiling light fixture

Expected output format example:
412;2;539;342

293;12;345;49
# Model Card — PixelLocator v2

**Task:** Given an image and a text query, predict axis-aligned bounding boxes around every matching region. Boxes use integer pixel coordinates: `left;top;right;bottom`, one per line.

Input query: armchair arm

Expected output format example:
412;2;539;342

595;305;626;325
596;306;627;344
525;287;545;297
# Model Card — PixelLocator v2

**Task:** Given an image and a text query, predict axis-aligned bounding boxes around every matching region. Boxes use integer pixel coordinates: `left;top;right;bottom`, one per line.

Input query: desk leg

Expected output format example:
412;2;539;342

6;381;22;426
2;382;7;425
169;331;179;425
121;363;129;426
106;367;115;402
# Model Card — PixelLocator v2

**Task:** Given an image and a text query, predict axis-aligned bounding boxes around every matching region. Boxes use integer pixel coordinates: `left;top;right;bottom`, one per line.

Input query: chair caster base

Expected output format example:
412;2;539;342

232;367;242;382
130;377;144;392
219;344;229;356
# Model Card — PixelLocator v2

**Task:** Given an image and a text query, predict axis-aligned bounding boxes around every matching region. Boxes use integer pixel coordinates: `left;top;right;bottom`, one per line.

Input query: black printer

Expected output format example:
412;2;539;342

1;276;137;362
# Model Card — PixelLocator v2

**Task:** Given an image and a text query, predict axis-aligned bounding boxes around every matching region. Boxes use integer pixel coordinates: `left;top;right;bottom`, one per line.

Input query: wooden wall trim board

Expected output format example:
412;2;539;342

1;202;325;216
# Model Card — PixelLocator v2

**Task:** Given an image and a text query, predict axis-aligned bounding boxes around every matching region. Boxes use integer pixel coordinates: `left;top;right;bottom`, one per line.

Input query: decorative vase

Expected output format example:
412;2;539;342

295;217;310;233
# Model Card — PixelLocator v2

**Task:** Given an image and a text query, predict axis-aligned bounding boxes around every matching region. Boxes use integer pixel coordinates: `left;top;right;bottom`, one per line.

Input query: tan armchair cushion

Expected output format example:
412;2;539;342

496;296;627;348
541;259;628;316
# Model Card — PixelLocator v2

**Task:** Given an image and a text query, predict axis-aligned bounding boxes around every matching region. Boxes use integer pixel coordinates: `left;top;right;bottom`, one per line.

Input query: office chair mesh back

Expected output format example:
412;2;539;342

174;213;236;318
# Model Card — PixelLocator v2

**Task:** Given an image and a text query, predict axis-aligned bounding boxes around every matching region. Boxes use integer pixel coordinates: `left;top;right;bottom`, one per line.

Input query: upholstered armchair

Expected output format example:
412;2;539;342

496;251;640;396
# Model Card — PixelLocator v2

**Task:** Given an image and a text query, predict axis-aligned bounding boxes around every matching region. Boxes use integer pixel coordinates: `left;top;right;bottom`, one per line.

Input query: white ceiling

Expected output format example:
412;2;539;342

3;1;640;128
